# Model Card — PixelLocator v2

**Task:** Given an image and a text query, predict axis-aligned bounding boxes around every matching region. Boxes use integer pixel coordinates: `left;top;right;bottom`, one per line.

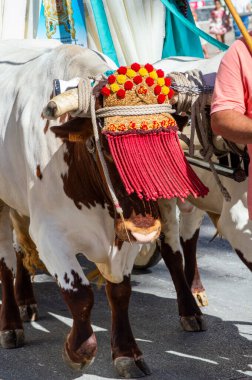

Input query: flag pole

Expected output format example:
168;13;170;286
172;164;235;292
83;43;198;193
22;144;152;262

224;0;252;54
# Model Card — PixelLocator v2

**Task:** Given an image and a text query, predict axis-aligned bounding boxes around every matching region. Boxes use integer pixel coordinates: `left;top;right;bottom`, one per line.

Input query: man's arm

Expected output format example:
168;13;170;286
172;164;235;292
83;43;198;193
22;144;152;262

211;110;252;144
211;39;250;144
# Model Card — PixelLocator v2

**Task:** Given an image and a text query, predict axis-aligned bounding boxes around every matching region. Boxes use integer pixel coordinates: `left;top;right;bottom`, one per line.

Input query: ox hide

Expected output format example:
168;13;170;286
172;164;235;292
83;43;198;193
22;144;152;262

185;166;252;270
0;40;160;288
0;40;172;376
153;54;252;269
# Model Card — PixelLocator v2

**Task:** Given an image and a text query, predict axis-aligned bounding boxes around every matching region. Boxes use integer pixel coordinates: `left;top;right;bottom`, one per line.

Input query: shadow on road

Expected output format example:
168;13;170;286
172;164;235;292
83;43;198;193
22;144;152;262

0;276;252;380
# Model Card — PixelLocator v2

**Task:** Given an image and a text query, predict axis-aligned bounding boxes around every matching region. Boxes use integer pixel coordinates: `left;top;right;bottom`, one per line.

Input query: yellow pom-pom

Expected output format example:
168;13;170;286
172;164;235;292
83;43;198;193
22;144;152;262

162;86;170;95
149;71;158;80
139;67;148;77
157;78;165;86
110;83;120;92
126;69;136;78
117;75;127;84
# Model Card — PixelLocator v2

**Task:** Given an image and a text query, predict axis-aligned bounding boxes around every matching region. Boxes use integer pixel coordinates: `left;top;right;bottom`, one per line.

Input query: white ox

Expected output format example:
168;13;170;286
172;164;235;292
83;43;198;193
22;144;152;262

146;54;252;331
0;40;163;378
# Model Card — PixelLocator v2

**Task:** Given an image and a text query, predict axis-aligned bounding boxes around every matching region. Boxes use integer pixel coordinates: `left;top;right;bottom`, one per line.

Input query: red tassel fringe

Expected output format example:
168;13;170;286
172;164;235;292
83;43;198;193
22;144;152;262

107;130;209;201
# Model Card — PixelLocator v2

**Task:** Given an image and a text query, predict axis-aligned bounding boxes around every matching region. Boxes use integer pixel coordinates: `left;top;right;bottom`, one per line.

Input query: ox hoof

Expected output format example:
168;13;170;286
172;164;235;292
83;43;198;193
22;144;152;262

114;357;151;378
19;304;39;322
193;291;209;307
0;329;25;349
180;315;207;332
62;333;97;371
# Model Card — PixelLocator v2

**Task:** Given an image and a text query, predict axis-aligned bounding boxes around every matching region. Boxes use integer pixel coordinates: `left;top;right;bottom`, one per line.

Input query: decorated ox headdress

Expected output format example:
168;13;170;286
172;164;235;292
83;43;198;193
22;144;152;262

44;63;208;215
98;63;208;201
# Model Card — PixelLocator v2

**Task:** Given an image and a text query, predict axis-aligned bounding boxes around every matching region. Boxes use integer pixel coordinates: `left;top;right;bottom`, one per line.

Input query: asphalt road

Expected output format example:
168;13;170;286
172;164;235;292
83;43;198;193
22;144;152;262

0;216;252;380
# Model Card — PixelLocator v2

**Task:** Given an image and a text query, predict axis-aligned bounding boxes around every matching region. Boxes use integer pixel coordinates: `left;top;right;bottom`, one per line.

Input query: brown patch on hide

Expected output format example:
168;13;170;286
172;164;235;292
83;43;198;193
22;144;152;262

115;237;123;251
181;229;200;288
160;240;201;317
180;229;207;303
106;277;142;360
10;209;46;274
15;253;37;306
70;269;83;289
60;119;113;213
64;273;70;284
36;165;43;180
235;249;252;271
59;118;160;223
44;120;50;134
61;271;97;363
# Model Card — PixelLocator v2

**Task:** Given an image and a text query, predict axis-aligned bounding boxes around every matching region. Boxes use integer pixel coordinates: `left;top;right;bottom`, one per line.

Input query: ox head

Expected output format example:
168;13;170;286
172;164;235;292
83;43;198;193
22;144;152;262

51;116;161;243
47;63;209;243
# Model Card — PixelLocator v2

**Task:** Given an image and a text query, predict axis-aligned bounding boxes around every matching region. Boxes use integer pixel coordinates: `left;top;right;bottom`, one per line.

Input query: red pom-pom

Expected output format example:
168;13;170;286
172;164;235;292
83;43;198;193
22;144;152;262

157;94;166;104
145;63;154;73
118;66;127;75
117;89;126;98
156;69;164;78
124;81;134;90
146;77;154;87
133;75;142;85
168;88;174;99
101;86;110;96
108;75;116;84
165;77;172;86
154;85;161;95
131;62;141;72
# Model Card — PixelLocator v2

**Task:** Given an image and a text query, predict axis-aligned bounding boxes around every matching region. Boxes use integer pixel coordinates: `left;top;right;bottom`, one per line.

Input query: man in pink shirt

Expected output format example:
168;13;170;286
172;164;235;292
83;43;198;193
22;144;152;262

211;32;252;217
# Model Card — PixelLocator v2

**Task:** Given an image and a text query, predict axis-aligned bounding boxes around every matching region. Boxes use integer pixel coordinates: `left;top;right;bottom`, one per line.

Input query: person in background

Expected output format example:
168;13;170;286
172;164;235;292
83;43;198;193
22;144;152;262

232;0;251;39
209;0;230;43
190;4;209;58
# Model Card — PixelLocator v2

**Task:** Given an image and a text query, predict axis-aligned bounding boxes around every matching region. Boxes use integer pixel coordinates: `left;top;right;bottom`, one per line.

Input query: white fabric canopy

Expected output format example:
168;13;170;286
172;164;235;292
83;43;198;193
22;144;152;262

0;0;166;64
0;0;42;39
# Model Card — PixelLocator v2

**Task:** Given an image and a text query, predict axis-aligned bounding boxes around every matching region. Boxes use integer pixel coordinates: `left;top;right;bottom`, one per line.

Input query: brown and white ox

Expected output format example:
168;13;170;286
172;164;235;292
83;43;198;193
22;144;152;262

148;54;252;331
0;40;163;378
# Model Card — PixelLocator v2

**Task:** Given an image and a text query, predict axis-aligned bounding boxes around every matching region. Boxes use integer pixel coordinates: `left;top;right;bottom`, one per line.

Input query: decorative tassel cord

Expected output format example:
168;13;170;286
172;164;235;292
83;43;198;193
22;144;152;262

63;77;209;212
170;70;231;201
74;77;177;212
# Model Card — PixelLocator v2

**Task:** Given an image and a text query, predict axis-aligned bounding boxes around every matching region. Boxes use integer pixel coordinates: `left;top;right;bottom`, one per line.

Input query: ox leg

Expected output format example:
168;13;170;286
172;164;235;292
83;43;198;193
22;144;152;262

106;276;151;378
30;223;97;370
158;199;206;332
61;281;97;370
180;206;208;307
0;202;24;348
14;250;38;322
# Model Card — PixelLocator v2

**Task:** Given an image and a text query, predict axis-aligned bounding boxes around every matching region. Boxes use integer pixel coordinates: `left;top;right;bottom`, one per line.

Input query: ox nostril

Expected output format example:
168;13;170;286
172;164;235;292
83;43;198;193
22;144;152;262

130;214;156;229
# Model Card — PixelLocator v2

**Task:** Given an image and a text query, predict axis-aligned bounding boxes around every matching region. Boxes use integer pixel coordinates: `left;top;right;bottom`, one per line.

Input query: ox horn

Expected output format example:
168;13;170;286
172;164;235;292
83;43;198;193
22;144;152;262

43;88;79;120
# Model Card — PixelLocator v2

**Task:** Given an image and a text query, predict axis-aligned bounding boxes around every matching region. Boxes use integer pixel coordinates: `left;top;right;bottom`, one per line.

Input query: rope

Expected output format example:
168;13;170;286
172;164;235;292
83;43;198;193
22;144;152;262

171;70;231;201
66;78;178;225
90;84;132;243
96;103;175;118
90;91;123;215
70;78;92;117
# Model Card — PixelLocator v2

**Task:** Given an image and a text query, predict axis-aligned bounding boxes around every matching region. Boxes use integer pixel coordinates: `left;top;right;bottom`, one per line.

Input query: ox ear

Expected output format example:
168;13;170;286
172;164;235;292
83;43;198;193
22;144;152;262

51;118;93;142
